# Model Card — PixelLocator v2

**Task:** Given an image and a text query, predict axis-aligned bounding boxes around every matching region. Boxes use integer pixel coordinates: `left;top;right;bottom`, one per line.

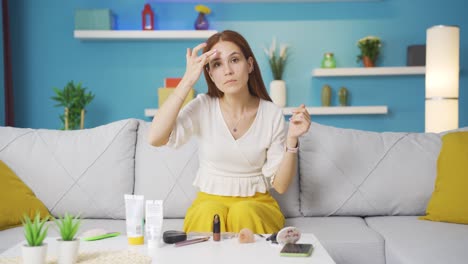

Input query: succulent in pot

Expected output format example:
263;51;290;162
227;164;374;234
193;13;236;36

54;213;82;264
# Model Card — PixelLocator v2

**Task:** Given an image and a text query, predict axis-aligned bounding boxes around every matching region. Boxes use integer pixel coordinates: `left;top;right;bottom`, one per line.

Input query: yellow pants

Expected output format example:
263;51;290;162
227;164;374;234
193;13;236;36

183;192;285;234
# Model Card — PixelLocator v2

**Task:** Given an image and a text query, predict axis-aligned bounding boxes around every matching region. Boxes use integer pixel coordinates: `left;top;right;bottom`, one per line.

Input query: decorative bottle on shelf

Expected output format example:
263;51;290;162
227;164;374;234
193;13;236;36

321;53;336;68
194;5;211;30
142;4;155;30
321;85;332;106
338;87;349;106
195;13;209;30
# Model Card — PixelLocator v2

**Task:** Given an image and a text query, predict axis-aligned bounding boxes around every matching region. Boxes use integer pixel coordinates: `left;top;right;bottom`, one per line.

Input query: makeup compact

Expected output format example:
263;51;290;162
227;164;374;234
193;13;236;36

276;226;301;245
163;230;187;244
266;226;301;245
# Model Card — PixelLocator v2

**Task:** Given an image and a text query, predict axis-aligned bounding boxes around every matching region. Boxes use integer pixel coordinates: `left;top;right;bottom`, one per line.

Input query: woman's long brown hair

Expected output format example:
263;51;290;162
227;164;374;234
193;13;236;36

203;30;272;102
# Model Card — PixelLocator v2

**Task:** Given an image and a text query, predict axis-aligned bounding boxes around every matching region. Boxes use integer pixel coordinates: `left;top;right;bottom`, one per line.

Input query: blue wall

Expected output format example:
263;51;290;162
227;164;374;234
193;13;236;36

7;0;468;132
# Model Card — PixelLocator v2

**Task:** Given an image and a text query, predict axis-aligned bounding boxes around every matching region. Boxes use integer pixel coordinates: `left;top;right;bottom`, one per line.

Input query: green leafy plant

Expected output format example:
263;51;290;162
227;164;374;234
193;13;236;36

264;37;289;80
54;213;81;241
22;212;49;247
51;81;95;130
356;36;382;63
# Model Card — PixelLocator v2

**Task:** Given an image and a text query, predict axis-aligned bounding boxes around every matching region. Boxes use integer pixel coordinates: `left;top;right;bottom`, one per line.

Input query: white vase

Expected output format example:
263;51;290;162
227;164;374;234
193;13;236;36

269;80;286;107
57;239;80;264
22;243;47;264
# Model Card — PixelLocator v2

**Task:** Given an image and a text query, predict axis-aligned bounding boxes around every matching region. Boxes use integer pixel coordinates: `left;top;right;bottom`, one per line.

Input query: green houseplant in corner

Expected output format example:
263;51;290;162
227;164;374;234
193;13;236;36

356;36;382;67
54;213;82;264
51;81;95;130
21;212;50;264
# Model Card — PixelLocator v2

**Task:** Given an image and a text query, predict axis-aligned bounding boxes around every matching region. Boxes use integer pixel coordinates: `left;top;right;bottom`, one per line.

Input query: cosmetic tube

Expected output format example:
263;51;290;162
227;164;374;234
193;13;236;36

145;200;163;248
124;194;145;245
213;214;221;242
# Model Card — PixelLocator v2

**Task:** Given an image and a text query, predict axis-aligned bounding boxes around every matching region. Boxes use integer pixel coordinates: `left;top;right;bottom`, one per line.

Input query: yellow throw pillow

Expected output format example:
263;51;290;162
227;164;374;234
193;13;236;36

420;132;468;224
0;160;50;230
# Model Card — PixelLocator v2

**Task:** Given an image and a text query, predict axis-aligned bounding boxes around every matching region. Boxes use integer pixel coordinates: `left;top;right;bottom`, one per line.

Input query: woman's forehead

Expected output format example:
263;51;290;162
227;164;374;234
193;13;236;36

210;41;242;57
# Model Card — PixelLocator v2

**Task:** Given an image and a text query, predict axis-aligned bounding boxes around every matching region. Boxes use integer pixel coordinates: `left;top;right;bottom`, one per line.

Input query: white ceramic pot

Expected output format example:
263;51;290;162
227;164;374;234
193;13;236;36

269;80;286;107
22;243;47;264
57;239;80;264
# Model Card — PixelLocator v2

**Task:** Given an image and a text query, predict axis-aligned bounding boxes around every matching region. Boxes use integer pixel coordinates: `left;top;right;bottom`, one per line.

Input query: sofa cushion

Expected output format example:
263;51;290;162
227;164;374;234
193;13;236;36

287;216;385;264
134;121;199;218
366;216;468;264
134;120;301;218
0;160;50;231
420;131;468;224
0;119;138;219
299;122;445;216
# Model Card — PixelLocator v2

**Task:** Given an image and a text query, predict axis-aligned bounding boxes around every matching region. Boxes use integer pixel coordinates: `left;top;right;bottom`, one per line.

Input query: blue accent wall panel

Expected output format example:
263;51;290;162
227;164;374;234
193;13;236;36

8;0;468;132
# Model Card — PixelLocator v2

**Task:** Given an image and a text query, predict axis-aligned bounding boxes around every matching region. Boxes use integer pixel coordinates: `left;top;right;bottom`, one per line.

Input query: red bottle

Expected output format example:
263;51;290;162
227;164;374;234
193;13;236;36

142;4;154;30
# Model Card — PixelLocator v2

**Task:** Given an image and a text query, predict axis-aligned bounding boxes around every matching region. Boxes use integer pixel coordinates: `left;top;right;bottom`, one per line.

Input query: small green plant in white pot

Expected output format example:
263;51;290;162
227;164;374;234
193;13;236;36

21;212;50;264
54;213;82;264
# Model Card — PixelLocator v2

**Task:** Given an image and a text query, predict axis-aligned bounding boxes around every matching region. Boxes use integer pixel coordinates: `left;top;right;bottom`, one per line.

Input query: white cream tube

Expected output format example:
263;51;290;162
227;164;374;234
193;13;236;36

124;194;145;245
145;200;164;248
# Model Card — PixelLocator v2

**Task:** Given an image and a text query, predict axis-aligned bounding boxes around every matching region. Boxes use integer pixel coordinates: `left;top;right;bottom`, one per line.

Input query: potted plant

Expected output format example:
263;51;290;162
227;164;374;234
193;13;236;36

264;37;289;107
51;81;95;130
356;36;382;67
21;212;49;264
54;213;82;264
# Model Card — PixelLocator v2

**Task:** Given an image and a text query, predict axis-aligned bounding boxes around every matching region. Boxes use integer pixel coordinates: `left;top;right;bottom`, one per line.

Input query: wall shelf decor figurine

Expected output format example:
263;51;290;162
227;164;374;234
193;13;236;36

339;87;349;106
194;5;211;30
142;4;155;30
321;52;336;68
321;84;332;106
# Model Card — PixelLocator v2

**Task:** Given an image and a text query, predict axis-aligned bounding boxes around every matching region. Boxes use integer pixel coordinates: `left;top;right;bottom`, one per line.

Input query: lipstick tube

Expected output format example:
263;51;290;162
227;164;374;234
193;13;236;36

213;214;221;241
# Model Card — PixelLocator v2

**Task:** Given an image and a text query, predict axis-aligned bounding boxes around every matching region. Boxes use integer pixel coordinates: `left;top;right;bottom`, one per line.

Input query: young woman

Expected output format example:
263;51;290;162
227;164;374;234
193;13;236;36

148;30;310;234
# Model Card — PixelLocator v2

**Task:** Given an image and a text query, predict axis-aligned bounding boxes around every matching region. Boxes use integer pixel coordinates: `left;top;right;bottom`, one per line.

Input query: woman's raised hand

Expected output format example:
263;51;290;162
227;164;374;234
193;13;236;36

182;43;217;87
288;104;311;139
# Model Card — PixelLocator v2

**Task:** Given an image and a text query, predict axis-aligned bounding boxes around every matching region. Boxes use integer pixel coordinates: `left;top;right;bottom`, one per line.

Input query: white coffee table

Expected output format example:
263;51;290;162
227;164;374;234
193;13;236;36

1;233;335;264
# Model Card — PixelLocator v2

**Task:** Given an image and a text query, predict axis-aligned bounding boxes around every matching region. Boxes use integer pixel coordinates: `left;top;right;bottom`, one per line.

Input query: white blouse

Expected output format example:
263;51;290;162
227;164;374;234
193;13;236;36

167;94;286;197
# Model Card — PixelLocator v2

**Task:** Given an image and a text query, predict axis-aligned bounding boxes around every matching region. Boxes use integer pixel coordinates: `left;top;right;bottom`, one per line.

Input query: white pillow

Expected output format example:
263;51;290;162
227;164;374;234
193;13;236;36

0;119;138;219
299;122;442;216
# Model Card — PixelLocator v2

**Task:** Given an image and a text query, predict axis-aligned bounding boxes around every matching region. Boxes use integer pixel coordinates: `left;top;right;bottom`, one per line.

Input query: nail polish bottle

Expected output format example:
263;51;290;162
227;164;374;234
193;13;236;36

213;214;221;241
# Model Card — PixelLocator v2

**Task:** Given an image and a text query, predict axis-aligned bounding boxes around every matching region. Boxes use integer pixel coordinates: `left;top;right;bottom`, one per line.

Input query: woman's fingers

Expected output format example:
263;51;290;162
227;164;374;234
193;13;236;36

292;104;306;113
289;104;312;128
198;49;217;64
191;42;208;58
187;42;217;69
291;105;310;121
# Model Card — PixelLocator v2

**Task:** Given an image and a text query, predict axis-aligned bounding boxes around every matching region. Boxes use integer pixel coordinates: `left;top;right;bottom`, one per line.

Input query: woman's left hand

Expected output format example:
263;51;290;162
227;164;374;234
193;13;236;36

288;104;311;139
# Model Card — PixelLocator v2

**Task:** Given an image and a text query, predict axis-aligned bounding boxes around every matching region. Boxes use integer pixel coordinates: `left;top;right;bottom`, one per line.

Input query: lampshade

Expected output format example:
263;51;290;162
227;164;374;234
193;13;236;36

425;25;460;133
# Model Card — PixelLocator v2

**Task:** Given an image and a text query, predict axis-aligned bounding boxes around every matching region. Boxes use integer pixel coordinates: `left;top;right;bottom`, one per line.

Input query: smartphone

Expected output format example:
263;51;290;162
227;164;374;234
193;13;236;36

280;243;314;257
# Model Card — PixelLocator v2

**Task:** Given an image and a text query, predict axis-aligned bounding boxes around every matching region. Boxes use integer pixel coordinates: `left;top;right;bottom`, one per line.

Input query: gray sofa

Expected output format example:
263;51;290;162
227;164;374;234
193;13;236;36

1;119;467;264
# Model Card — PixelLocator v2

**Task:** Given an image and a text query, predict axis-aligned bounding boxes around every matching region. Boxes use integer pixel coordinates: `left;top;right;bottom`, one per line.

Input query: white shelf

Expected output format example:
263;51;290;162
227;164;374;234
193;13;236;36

312;66;425;77
145;106;387;117
74;30;218;40
282;106;388;115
